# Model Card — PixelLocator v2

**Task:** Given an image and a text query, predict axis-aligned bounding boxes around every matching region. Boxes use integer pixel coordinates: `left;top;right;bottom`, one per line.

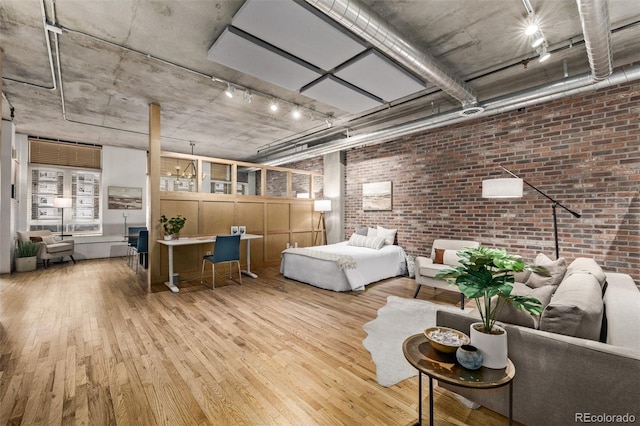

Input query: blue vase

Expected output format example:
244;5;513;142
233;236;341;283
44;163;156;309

456;344;483;370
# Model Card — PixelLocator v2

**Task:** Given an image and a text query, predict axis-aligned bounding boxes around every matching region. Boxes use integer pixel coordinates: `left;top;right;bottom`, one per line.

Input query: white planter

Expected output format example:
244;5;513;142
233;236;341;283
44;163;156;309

470;322;508;369
15;256;37;272
163;234;173;241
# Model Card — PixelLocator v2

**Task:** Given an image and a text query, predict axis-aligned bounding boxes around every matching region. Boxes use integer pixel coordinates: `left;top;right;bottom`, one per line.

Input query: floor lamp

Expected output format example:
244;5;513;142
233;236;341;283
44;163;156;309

313;200;331;246
53;197;72;240
482;166;580;259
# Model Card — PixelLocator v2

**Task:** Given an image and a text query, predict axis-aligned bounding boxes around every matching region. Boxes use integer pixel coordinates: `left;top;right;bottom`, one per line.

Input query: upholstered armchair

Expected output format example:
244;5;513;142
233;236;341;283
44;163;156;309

414;239;480;307
16;230;76;269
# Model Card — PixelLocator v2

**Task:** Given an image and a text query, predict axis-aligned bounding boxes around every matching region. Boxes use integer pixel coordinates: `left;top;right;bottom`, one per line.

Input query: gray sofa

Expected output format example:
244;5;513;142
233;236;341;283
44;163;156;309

17;230;76;268
436;258;640;426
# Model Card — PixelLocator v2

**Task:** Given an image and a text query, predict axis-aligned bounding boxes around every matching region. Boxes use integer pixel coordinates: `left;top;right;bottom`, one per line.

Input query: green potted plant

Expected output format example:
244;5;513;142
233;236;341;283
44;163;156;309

435;246;545;368
15;240;40;272
159;214;187;240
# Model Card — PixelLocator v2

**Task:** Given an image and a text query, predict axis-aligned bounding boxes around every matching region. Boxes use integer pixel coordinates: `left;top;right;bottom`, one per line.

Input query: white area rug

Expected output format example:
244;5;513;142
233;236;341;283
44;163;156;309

363;295;472;387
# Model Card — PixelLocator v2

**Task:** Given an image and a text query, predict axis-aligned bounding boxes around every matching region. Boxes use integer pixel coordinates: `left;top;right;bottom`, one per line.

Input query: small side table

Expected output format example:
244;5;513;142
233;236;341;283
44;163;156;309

402;333;516;426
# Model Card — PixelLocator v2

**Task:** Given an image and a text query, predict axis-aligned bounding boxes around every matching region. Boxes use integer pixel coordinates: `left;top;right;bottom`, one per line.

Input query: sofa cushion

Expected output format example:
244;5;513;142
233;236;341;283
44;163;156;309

347;234;385;250
42;235;57;245
539;273;604;341
418;262;451;278
565;257;607;289
513;269;531;283
494;282;556;329
526;253;567;288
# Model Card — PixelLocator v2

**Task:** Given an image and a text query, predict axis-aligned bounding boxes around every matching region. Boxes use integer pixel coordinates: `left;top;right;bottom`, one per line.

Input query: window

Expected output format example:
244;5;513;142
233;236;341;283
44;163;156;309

28;139;102;235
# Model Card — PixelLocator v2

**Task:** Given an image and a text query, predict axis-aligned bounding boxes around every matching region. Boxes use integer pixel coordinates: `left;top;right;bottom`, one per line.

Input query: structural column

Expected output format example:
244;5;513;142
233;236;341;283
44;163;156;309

323;151;345;244
147;103;161;292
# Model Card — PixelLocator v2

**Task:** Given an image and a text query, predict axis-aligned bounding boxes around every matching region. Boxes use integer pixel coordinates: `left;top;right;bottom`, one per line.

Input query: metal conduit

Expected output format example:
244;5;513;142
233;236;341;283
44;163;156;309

263;65;640;166
577;0;613;82
304;0;478;109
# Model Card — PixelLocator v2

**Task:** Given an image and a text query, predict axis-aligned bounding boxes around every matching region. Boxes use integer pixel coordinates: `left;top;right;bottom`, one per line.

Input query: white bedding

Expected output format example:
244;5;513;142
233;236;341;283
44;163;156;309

280;241;407;291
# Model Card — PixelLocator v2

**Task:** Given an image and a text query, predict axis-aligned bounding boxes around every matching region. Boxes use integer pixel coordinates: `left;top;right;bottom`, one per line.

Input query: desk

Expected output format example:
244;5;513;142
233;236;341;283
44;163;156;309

157;234;263;293
402;334;515;426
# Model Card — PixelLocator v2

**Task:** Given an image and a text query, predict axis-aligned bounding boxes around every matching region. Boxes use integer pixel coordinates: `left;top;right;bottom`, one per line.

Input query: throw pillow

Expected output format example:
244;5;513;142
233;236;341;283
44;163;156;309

565;258;607;289
493;283;556;329
526;253;567;288
367;227;378;238
347;233;385;250
539;273;604;341
376;226;397;245
433;248;445;264
42;235;57;245
442;249;461;266
30;236;43;242
354;227;368;236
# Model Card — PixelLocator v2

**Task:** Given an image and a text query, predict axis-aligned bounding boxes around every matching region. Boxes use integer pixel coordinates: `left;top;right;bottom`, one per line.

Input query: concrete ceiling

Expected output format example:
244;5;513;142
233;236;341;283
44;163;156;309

1;0;639;163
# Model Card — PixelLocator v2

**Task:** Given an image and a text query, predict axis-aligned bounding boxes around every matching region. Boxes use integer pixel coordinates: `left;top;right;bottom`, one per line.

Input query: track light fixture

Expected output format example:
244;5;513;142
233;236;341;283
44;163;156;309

325;116;334;128
537;42;551;62
531;29;545;48
225;84;235;98
524;15;539;36
243;90;252;104
292;106;301;119
269;99;279;112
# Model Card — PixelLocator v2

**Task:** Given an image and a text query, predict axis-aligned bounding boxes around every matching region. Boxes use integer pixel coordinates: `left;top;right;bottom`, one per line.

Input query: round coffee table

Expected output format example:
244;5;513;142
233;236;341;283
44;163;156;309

403;333;516;426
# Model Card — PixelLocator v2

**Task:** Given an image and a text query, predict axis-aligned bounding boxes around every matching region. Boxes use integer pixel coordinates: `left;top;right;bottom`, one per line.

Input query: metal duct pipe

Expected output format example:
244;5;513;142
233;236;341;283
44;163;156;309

303;0;478;108
263;65;640;166
577;0;613;81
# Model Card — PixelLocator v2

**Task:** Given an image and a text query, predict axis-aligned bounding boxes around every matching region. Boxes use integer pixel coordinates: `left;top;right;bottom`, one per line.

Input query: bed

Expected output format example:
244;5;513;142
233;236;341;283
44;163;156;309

280;240;408;292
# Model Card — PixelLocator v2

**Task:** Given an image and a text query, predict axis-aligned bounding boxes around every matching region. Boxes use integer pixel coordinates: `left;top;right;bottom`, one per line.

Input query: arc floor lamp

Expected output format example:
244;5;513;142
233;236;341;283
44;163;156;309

482;166;581;259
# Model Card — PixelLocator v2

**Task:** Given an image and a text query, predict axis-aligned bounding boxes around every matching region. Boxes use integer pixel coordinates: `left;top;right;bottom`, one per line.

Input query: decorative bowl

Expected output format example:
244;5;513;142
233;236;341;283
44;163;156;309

424;326;470;353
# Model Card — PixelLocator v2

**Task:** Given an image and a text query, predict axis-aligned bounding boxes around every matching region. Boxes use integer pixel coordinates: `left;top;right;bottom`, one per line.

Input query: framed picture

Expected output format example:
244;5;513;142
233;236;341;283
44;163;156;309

108;186;143;209
363;181;393;211
238;226;246;235
231;226;239;235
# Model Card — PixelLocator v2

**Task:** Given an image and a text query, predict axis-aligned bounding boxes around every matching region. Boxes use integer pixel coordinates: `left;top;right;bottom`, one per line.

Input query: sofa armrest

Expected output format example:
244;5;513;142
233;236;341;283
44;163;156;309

415;256;433;268
437;309;640;426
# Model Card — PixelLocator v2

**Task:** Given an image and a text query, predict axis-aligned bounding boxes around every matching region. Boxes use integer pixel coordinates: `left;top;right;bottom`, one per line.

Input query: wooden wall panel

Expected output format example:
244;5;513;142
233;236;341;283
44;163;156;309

236;202;264;233
290;203;312;231
158;199;201;280
266;203;290;232
266;233;290;261
201;201;235;235
291;232;313;248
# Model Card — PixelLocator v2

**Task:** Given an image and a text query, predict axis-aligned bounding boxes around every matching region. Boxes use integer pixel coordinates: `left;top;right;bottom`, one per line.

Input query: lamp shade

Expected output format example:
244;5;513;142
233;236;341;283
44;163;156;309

314;199;332;212
482;178;523;198
53;197;73;208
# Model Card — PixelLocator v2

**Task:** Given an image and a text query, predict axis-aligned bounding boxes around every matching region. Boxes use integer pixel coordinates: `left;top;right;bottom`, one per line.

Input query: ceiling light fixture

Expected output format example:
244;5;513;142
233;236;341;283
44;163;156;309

524;20;539;36
538;43;551;62
531;29;545;48
325;116;334;128
292;106;301;119
225;84;235;98
269;99;279;112
243;90;253;103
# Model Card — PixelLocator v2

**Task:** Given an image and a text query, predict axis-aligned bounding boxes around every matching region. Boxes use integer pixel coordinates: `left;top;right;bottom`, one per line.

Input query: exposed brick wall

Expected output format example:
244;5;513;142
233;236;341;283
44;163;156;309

343;80;639;281
290;80;639;282
287;157;324;198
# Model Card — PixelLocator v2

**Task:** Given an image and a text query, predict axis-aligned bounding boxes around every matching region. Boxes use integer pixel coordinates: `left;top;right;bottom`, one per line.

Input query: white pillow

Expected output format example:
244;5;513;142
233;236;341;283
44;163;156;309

442;249;461;266
376;226;397;245
347;234;385;250
367;227;378;238
42;235;57;245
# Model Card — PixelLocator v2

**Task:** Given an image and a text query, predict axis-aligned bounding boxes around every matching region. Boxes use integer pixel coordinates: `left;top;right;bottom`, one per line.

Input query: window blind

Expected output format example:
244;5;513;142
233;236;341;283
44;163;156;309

29;139;101;169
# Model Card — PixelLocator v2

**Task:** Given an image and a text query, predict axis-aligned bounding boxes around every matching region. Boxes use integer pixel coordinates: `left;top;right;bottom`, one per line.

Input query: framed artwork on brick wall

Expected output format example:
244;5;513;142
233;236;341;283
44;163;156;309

363;181;392;211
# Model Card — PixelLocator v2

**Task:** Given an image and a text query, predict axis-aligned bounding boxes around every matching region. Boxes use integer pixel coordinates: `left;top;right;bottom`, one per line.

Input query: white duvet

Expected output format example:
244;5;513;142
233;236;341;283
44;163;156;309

280;241;408;291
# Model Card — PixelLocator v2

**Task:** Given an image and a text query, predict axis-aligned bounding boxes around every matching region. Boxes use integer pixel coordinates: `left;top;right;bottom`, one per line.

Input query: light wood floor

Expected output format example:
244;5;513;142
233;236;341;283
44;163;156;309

0;258;514;425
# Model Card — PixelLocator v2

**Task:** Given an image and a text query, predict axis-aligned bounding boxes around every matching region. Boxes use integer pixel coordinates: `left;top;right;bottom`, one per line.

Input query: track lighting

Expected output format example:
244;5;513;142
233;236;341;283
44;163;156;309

325;116;334;128
531;30;545;48
225;84;234;98
537;43;551;62
243;90;252;103
269;99;279;112
292;106;301;119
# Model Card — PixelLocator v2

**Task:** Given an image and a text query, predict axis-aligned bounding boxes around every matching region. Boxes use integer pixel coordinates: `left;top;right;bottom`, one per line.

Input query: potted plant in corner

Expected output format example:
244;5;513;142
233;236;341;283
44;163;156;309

15;240;40;272
436;246;545;369
159;214;187;240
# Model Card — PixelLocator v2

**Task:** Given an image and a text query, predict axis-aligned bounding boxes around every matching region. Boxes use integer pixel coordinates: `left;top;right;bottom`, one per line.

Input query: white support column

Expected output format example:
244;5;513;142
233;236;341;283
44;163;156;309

323;151;345;244
0;120;15;273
